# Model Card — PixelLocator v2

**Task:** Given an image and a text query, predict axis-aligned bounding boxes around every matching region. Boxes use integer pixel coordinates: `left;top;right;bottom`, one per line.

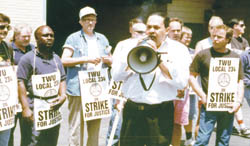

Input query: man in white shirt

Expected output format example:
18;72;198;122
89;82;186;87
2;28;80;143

107;18;146;146
112;12;191;146
194;16;223;55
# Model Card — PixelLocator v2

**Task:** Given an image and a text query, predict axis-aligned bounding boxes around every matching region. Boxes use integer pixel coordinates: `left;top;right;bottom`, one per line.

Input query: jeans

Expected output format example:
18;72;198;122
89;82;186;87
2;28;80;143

244;87;250;106
0;129;11;146
106;99;122;146
194;106;234;146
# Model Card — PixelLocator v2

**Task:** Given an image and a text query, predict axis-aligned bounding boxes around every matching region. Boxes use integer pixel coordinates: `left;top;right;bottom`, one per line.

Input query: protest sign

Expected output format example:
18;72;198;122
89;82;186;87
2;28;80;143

33;71;62;130
79;69;111;121
0;66;18;131
34;99;62;130
106;80;126;101
207;58;239;111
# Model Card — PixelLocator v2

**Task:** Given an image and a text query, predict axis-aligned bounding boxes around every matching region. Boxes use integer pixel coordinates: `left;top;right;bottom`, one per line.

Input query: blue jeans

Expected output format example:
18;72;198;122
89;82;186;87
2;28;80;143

195;106;234;146
244;87;250;106
0;129;11;146
106;99;122;146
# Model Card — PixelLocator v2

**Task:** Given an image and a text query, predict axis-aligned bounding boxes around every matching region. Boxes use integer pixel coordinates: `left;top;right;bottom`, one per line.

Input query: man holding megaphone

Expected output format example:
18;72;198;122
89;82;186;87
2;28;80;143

112;12;191;146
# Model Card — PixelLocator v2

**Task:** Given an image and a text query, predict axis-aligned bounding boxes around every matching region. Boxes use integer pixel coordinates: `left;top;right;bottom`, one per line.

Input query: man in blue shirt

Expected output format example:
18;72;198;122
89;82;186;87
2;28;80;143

9;23;35;146
17;25;66;146
11;24;35;65
61;6;112;146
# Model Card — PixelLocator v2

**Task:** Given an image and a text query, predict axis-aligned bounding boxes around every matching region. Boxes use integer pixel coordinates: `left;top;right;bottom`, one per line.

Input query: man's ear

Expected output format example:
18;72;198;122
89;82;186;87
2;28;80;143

79;20;83;26
166;27;169;35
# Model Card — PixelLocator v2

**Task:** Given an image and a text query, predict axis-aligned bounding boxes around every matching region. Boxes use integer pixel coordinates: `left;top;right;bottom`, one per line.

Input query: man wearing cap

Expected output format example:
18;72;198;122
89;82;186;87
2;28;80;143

61;6;112;146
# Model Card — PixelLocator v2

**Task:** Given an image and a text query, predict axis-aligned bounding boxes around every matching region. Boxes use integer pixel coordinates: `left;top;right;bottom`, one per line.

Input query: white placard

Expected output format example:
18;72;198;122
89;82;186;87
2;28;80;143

0;66;18;131
79;69;111;121
32;72;62;130
34;99;62;130
207;58;239;111
106;80;126;101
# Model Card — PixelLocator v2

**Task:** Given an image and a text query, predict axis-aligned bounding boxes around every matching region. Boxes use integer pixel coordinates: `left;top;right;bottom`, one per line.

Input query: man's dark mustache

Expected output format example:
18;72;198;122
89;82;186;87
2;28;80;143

149;35;156;40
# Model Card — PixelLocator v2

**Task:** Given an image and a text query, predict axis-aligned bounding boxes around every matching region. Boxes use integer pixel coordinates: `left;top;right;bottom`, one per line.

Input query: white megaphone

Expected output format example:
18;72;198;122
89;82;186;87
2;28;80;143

127;39;161;74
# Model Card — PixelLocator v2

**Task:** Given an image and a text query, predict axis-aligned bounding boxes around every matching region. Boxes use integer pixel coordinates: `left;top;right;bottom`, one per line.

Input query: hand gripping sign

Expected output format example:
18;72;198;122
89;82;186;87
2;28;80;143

32;71;62;130
207;58;239;111
79;68;111;121
0;66;18;131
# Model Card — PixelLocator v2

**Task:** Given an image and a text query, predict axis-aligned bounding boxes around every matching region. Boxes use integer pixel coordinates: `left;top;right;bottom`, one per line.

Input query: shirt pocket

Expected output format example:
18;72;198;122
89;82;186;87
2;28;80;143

73;44;87;57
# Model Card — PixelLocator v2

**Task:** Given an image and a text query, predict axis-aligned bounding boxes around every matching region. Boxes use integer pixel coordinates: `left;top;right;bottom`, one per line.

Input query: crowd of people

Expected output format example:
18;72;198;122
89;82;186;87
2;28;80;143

0;5;250;146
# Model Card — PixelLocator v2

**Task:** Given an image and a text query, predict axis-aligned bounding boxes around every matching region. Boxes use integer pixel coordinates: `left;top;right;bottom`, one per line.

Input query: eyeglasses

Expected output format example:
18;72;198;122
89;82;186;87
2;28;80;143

0;24;11;30
82;18;96;23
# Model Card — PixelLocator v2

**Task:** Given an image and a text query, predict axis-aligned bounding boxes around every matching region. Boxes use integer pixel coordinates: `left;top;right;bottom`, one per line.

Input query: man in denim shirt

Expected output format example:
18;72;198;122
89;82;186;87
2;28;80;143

61;6;112;146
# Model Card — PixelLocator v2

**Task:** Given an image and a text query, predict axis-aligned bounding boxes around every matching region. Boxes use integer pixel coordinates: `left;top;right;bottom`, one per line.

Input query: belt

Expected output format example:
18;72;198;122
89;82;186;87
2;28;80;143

127;99;166;111
31;94;58;100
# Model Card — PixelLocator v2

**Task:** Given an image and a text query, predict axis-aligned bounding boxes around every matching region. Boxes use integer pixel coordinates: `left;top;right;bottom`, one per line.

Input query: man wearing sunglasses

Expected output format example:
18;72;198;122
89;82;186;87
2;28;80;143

228;18;249;54
0;13;13;64
0;13;14;146
227;18;250;138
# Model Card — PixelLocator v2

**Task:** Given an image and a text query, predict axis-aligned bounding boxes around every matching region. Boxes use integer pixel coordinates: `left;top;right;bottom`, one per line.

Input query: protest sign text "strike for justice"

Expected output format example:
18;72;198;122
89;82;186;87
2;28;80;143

207;58;239;111
79;69;111;121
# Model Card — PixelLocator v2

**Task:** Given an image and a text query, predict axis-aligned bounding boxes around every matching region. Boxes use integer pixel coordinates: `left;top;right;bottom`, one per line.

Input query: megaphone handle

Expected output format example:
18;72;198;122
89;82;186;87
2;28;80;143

139;73;156;91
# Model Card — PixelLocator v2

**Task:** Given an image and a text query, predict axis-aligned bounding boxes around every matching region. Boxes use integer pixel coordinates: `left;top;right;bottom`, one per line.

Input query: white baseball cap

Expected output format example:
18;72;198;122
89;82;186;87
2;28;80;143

79;6;97;19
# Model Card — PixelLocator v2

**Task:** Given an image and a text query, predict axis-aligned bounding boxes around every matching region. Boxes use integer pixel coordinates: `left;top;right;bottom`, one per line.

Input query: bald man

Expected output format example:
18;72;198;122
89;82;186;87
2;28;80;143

195;16;224;55
17;25;66;146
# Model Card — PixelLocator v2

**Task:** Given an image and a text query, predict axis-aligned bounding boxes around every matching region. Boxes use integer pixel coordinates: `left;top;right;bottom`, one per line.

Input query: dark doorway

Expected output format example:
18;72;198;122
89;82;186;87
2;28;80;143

47;0;171;55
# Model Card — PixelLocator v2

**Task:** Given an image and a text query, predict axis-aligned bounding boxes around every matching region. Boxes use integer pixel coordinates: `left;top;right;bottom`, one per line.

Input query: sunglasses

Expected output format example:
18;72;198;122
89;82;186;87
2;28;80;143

239;24;245;27
0;24;11;30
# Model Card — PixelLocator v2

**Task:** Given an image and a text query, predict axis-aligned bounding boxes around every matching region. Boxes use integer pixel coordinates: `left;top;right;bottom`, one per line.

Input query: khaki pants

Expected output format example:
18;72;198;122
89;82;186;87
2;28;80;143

68;95;101;146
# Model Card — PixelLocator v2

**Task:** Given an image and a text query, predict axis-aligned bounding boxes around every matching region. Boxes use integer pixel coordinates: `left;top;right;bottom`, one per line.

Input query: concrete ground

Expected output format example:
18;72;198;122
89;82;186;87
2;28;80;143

14;99;250;146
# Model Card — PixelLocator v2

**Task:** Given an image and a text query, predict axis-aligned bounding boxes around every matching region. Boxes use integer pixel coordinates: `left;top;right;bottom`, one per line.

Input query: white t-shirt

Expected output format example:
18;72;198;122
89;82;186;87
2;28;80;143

84;34;101;70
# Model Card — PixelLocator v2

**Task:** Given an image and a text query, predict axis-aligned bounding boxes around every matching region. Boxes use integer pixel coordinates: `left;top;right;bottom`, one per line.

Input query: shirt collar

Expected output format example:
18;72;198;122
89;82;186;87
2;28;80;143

12;42;32;52
80;29;99;41
35;49;54;60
